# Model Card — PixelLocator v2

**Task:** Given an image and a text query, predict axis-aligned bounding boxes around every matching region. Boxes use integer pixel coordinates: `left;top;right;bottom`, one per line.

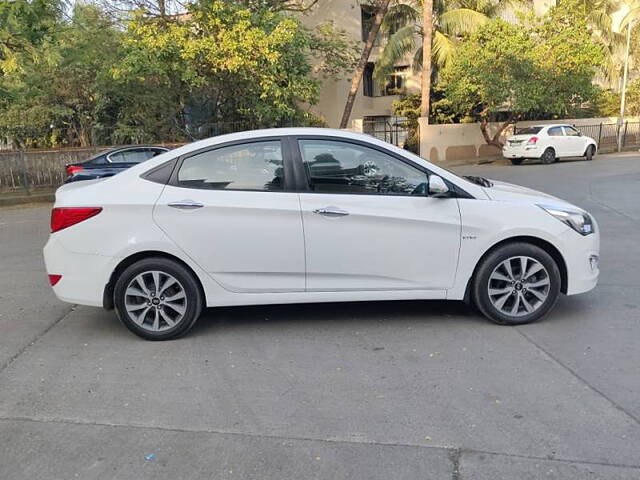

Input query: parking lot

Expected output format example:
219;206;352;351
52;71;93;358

1;153;639;479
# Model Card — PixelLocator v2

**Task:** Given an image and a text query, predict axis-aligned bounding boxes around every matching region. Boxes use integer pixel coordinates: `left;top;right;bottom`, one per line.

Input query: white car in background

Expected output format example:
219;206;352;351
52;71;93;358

502;124;597;165
44;128;599;340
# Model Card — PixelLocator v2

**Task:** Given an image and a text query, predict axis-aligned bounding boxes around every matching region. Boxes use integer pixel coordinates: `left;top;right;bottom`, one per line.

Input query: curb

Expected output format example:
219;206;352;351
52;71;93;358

0;192;55;207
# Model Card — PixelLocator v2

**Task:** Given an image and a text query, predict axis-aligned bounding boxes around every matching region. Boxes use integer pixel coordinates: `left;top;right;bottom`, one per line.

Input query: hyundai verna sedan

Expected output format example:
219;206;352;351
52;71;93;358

44;128;600;340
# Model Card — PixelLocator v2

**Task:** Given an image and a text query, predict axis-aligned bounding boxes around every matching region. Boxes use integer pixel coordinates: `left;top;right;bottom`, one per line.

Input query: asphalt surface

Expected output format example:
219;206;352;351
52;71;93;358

1;153;639;479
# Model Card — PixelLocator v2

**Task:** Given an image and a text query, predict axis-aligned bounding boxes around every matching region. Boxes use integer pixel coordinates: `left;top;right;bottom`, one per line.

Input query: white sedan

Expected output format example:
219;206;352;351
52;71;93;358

502;124;597;165
44;128;600;340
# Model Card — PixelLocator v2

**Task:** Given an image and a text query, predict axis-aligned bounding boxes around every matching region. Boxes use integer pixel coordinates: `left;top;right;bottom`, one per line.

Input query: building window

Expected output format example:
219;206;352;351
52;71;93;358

385;66;408;95
361;5;376;41
363;63;376;97
363;64;408;97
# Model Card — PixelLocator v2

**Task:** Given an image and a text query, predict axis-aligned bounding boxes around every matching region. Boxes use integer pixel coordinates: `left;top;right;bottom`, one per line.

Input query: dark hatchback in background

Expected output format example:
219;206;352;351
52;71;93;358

65;145;170;182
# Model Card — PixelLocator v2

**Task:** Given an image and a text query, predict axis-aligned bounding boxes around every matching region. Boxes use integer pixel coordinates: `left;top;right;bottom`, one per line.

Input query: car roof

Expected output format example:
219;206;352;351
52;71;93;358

148;128;382;158
109;145;170;151
531;124;572;129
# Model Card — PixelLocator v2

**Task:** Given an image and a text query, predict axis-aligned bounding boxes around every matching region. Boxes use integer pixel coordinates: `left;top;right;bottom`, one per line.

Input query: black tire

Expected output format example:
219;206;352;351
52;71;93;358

114;257;203;340
510;158;524;165
472;243;561;326
540;148;556;165
585;145;595;161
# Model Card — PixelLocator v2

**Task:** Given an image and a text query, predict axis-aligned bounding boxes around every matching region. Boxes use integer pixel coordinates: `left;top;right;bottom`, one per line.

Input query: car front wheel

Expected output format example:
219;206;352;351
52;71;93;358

472;243;561;325
585;145;595;161
510;158;524;165
114;257;203;340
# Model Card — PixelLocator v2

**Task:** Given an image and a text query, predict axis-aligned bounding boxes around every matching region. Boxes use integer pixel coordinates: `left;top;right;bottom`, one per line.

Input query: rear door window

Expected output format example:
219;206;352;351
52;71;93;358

176;141;284;191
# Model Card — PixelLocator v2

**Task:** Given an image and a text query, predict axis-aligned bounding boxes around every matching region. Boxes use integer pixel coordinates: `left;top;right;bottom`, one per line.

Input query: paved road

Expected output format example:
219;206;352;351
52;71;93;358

1;153;639;479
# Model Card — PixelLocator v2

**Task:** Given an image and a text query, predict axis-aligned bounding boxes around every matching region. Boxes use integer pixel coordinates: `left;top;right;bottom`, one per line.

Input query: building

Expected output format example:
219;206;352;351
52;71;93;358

299;0;558;131
299;0;422;129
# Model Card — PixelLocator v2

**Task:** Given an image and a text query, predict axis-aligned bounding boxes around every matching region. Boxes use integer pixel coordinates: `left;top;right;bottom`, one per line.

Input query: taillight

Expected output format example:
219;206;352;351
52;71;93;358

51;207;102;233
48;274;62;286
527;136;539;145
66;165;84;175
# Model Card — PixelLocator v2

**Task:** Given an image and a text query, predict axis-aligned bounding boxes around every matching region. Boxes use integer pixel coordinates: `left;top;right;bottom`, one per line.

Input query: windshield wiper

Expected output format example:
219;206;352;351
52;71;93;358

464;176;494;188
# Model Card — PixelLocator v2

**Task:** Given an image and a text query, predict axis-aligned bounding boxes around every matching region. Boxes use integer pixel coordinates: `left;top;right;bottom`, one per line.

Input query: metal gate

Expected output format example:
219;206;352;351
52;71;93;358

362;116;409;147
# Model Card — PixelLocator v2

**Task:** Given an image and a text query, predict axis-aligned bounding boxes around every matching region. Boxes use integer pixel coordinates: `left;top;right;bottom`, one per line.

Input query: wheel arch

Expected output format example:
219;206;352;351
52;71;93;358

583;142;597;156
463;235;568;303
103;250;206;310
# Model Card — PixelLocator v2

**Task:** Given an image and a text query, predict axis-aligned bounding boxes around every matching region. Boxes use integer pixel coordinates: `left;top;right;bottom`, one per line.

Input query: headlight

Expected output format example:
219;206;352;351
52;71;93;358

538;204;594;235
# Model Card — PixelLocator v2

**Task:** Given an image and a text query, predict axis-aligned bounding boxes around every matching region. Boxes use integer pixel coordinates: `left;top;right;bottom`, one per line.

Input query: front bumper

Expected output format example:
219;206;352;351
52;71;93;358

557;225;600;295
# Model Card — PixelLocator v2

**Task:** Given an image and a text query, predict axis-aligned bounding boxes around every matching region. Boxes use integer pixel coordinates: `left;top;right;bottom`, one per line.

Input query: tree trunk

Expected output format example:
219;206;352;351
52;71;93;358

479;113;514;148
339;0;392;129
420;0;433;119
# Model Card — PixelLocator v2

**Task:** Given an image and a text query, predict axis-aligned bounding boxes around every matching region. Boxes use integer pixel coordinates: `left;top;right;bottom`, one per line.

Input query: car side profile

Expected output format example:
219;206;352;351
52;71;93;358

44;128;600;340
65;145;170;183
502;124;597;165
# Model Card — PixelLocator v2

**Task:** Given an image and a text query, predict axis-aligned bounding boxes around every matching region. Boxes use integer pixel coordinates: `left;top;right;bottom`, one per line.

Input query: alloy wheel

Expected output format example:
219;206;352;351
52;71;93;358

124;271;187;332
487;256;550;317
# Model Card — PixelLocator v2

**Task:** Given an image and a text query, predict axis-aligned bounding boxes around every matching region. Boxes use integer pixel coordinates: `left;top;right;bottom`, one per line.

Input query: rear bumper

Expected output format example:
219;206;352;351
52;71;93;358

43;236;116;307
502;145;542;159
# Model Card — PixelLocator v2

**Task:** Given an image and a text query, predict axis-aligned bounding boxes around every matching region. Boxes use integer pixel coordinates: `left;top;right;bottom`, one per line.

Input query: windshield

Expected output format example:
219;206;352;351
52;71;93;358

514;127;542;135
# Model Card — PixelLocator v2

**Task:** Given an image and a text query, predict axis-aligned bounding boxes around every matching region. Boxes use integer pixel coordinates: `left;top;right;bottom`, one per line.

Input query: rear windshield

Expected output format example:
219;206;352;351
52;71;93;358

515;127;542;135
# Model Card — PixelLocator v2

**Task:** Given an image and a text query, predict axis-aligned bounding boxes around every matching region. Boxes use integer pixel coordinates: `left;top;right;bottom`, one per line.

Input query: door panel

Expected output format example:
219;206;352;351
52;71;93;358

562;126;585;156
299;194;461;290
153;140;305;293
546;126;568;156
295;138;461;291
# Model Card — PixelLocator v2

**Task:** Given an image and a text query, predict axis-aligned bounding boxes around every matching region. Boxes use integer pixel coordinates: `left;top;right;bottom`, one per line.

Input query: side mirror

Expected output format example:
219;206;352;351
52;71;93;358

578;132;583;137
428;175;450;197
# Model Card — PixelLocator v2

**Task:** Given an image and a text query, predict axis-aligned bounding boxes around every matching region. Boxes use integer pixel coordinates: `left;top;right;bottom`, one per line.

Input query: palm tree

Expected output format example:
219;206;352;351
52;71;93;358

578;0;627;83
373;0;527;119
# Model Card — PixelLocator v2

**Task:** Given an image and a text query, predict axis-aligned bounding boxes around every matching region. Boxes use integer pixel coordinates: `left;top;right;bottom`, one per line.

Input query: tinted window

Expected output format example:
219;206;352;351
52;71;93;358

299;139;428;196
177;141;284;191
547;127;564;137
109;148;157;163
515;127;542;135
564;126;580;136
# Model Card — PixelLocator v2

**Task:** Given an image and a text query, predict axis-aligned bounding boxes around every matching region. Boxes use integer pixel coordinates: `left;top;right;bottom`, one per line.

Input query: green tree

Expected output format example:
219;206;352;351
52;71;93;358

441;3;603;147
0;3;121;147
373;0;524;120
113;0;320;139
0;0;62;74
627;79;640;116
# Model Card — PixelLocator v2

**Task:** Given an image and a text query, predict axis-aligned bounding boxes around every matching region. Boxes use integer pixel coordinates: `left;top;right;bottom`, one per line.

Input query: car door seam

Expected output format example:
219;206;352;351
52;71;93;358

297;193;308;292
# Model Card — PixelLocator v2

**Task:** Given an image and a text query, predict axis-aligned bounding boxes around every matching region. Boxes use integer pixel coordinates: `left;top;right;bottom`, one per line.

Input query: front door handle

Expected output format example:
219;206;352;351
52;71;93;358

313;207;349;217
168;200;204;210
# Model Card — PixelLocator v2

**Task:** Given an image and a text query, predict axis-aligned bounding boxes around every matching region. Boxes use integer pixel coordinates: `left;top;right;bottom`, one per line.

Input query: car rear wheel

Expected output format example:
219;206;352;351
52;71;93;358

540;148;556;165
114;257;203;340
510;158;524;165
472;243;561;325
585;145;595;161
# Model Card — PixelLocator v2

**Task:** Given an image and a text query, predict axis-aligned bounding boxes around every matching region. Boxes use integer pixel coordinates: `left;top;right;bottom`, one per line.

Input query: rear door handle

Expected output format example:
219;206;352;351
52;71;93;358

313;207;349;217
168;200;204;210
